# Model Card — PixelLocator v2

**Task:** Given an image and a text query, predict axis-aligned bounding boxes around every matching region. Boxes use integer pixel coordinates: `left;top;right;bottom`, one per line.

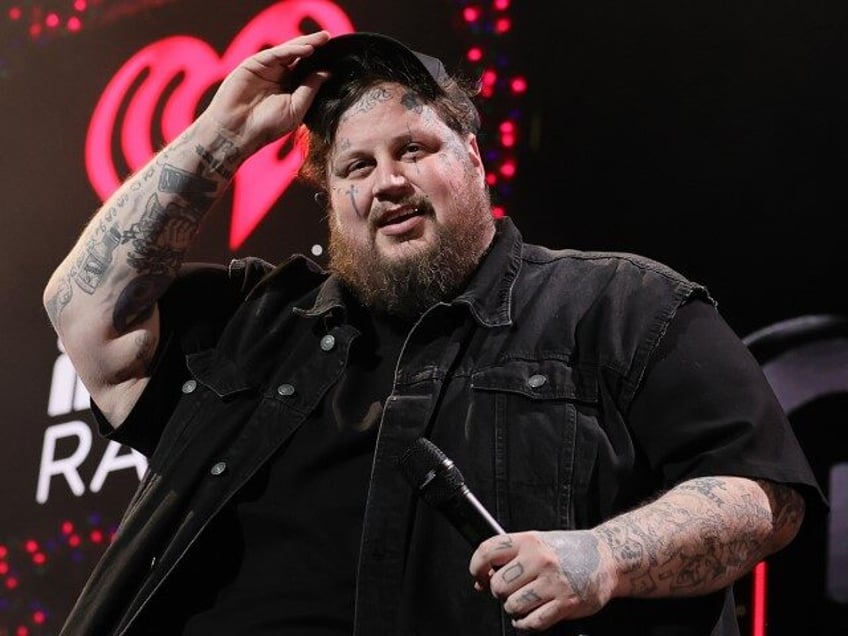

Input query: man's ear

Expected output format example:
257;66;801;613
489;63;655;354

467;134;486;185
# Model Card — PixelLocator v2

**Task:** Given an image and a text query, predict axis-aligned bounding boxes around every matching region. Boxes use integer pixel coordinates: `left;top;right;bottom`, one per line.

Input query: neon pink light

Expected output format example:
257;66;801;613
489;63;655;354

463;6;481;22
752;560;768;636
510;76;527;94
498;159;516;178
85;1;354;250
495;17;511;33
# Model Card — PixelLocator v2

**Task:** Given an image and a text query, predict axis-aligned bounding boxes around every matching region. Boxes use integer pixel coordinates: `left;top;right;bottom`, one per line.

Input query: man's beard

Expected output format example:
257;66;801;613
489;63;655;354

327;184;493;320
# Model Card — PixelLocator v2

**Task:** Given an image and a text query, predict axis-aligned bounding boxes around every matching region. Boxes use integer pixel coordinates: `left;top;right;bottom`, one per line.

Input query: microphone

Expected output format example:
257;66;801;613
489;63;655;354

398;437;506;547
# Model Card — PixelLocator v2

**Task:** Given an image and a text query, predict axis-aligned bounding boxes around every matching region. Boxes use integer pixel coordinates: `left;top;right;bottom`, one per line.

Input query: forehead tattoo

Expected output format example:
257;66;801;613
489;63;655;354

343;85;396;122
400;91;425;114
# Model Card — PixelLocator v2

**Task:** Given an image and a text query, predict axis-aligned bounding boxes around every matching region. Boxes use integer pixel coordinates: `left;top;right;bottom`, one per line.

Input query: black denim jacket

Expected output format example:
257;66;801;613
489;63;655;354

62;218;777;636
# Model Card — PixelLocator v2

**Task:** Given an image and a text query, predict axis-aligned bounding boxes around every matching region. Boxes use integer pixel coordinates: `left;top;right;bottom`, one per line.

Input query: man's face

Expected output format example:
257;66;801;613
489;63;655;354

325;82;495;318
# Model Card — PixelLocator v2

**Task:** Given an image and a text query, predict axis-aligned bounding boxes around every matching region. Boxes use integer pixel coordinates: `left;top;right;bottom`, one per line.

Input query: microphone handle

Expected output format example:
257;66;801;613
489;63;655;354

438;484;507;547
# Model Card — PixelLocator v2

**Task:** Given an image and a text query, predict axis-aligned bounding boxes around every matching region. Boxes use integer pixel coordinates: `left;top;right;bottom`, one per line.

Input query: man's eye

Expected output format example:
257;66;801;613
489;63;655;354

347;160;371;175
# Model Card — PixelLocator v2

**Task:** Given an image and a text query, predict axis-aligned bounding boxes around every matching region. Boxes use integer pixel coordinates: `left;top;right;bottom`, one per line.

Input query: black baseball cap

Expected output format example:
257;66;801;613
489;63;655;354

291;31;449;94
291;31;460;131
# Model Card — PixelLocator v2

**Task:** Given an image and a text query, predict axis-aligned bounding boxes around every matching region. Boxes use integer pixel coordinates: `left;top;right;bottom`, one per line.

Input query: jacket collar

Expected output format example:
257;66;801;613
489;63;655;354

295;217;523;327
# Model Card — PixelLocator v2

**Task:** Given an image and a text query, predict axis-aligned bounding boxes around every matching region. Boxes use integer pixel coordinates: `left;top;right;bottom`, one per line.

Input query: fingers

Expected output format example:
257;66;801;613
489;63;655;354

240;30;331;84
499;576;571;632
470;531;577;631
469;533;520;578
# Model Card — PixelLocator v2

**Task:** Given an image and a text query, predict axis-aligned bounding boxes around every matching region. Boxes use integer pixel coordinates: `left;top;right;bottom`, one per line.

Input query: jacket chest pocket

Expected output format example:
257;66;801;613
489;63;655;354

149;349;257;472
469;358;598;532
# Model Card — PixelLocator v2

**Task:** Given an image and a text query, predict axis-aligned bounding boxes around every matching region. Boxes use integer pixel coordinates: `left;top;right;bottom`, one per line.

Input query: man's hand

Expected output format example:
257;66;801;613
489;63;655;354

469;530;614;632
202;30;331;154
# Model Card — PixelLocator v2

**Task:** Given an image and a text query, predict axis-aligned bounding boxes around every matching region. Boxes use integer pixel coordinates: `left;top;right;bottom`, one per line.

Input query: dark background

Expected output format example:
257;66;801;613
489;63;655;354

0;1;845;634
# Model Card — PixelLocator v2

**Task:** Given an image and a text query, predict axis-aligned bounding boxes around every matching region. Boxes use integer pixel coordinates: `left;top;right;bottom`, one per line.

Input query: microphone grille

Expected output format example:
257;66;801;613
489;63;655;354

398;438;465;507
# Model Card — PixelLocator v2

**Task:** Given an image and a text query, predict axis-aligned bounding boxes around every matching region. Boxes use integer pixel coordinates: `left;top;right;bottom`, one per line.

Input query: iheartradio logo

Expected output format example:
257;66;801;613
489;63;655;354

85;0;354;249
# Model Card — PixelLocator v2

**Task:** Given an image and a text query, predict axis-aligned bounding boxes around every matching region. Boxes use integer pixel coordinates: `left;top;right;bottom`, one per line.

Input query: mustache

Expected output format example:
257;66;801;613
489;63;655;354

369;197;434;229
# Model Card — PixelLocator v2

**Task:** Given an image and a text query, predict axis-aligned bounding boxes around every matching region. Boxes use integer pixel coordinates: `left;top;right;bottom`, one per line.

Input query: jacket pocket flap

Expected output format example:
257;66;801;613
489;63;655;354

185;349;254;398
472;358;597;402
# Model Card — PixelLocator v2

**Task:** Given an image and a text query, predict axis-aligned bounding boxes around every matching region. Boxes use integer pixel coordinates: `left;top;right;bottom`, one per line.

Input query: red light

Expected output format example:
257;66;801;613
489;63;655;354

494;17;511;34
29;23;42;37
491;206;506;219
32;552;46;565
74;0;88;11
462;6;482;23
486;173;498;186
510;76;528;94
467;47;483;63
499;120;515;134
481;69;497;87
494;0;510;10
33;611;46;625
0;562;9;575
499;159;516;179
6;576;18;589
501;134;516;149
9;7;22;20
67;16;82;32
16;626;28;636
0;545;7;558
90;529;104;544
61;521;74;535
752;560;768;636
24;540;38;553
68;534;81;548
45;13;60;28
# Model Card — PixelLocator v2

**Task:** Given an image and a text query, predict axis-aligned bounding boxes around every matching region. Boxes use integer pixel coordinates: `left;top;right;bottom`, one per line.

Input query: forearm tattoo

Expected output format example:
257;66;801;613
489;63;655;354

47;128;233;331
194;132;242;180
596;476;775;597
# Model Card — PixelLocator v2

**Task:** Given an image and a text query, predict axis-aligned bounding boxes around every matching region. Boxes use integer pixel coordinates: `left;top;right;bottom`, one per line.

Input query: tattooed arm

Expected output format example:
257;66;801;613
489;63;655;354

469;476;805;632
42;30;331;427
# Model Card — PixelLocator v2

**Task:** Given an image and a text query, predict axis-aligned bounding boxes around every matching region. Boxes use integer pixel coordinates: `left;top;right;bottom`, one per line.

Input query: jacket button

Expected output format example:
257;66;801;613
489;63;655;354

181;379;197;393
527;374;547;389
210;461;227;476
277;383;295;397
320;334;336;351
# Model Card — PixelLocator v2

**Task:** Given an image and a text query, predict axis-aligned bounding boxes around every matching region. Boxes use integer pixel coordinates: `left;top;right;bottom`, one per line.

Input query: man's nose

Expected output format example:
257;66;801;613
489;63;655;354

372;161;412;197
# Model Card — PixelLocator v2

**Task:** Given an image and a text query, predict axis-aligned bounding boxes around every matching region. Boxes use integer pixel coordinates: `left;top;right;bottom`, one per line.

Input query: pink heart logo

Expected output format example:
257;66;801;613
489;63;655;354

85;0;354;249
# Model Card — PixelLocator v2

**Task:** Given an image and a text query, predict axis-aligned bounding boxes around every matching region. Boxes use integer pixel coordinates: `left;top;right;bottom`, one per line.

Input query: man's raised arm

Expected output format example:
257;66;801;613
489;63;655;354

42;31;330;427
